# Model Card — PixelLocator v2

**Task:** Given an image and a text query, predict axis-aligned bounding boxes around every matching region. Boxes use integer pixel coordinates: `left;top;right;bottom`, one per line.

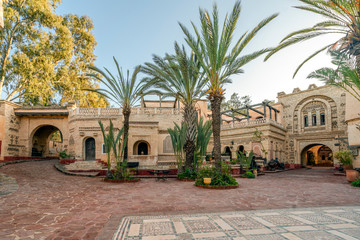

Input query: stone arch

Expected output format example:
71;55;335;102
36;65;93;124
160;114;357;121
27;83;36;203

293;95;337;133
30;125;63;157
300;143;334;167
133;140;151;155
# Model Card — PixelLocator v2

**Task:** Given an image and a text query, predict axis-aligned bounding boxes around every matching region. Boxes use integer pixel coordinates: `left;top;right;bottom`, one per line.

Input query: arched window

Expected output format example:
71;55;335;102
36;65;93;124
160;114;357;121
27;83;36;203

312;114;317;126
320;113;325;125
133;141;150;155
304;115;308;127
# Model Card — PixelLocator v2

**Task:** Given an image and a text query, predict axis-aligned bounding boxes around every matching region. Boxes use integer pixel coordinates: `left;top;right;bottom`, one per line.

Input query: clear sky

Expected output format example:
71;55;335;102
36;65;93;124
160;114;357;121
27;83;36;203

57;0;340;104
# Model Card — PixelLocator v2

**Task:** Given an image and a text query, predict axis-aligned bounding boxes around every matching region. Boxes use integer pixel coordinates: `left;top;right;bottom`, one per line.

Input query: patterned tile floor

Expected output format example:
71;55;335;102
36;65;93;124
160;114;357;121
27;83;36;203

114;206;360;240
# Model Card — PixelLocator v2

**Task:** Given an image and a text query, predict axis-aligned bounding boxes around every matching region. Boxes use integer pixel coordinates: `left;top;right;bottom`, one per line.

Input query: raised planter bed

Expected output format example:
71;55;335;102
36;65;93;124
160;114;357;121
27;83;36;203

103;178;140;183
195;184;239;190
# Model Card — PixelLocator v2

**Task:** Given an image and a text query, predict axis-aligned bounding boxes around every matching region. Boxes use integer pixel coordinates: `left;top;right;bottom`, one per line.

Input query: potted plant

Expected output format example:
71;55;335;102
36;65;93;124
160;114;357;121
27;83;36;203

334;150;359;182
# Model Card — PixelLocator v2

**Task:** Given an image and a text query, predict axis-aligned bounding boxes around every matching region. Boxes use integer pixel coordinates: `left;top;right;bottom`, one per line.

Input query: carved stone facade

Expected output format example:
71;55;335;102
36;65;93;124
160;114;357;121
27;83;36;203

0;84;359;168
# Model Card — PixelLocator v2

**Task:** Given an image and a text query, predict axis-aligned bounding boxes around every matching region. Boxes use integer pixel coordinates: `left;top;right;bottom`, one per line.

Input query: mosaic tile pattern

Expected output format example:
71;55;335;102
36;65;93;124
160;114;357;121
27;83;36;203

114;206;360;240
0;173;18;196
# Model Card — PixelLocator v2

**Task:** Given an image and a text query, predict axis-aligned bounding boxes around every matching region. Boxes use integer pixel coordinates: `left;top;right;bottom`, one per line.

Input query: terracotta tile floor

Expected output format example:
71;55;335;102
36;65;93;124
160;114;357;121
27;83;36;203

0;160;359;240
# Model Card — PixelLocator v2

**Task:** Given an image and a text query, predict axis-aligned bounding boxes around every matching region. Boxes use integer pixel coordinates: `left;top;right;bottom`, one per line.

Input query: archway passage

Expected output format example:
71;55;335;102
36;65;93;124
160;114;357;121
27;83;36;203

224;146;232;159
133;141;150;155
32;125;62;157
301;144;333;167
85;138;96;160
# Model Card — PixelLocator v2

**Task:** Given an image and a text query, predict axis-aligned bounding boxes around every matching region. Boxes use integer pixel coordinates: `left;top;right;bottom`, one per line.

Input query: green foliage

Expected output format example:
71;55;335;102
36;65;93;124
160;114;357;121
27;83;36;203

334;150;354;166
179;1;277;171
168;122;187;170
1;1;106;106
195;164;238;187
266;0;360;77
221;93;252;112
194;117;212;169
177;168;197;180
244;171;255;179
351;177;360;187
59;150;70;159
308;51;360;102
237;151;254;170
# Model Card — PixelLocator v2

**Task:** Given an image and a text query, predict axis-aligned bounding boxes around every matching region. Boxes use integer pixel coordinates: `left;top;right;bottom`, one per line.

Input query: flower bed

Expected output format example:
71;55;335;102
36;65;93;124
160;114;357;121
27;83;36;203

195;184;239;190
103;178;140;183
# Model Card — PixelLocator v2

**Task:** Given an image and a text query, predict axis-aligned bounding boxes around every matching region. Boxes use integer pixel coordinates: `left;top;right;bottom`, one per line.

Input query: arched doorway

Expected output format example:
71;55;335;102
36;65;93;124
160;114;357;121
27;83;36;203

31;125;62;157
224;146;232;159
301;144;333;167
133;141;150;155
85;138;96;160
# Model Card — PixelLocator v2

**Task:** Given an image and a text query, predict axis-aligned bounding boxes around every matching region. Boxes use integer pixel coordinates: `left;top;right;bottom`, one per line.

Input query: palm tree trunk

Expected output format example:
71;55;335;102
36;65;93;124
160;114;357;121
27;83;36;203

183;103;197;171
356;55;360;76
122;106;131;161
209;94;224;172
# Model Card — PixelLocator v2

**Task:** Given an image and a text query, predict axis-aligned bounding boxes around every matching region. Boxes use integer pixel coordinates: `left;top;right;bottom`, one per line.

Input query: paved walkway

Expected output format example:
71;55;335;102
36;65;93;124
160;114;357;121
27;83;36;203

0;160;359;240
115;206;360;240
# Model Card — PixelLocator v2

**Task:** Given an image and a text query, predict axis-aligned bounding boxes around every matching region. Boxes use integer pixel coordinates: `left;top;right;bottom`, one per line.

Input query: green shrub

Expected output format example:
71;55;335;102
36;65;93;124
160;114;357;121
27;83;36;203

245;171;255;178
334;150;354;166
195;165;238;187
59;150;70;159
177;168;197;180
352;177;360;187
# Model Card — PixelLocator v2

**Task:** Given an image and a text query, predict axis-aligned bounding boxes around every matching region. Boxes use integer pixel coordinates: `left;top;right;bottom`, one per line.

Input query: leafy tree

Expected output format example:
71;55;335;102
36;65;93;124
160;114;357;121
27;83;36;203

142;43;207;171
221;93;252;111
266;0;360;76
1;0;106;106
88;58;148;160
179;1;277;171
308;50;360;102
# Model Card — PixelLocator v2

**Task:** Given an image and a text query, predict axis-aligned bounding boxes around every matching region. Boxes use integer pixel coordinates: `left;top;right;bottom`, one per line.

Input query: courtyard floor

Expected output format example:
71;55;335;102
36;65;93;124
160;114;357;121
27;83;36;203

0;160;359;240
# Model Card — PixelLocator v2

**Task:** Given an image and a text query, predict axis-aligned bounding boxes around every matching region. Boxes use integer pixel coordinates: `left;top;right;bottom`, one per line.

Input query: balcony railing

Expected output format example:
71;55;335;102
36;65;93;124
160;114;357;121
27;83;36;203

221;118;284;129
69;107;182;117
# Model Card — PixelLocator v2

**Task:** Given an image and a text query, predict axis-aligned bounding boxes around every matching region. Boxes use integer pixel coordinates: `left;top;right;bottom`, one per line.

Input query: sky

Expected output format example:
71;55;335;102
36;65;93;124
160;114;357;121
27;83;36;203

57;0;340;104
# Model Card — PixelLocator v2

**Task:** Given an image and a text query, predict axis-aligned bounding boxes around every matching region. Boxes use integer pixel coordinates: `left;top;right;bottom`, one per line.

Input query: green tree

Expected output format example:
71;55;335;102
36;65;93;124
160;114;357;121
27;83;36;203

221;93;252;111
88;58;147;160
266;0;360;76
142;43;207;171
179;1;277;171
1;0;106;106
308;50;360;102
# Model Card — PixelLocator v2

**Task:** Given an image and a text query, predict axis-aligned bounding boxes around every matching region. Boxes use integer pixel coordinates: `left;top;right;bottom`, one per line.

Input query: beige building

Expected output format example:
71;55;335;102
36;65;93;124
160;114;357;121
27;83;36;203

0;84;359;168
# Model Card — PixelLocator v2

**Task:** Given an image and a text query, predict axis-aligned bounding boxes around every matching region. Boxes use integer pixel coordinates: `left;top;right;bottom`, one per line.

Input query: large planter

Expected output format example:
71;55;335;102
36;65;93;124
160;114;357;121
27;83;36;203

203;178;211;185
346;170;359;183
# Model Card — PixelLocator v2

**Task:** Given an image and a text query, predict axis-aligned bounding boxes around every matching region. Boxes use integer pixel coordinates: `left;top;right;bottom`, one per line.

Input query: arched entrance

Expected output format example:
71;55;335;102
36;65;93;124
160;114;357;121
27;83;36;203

133;141;150;155
85;138;96;160
31;125;62;157
224;146;232;159
301;144;333;167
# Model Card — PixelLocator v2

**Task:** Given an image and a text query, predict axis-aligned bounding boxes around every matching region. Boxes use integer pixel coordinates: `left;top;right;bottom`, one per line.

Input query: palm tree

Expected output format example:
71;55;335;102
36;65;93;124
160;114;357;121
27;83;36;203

142;43;207;171
308;50;360;102
179;1;278;170
266;0;360;76
88;58;147;160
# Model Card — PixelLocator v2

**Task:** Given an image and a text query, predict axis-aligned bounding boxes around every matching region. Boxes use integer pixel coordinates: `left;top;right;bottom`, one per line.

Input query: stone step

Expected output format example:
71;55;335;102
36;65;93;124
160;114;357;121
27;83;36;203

64;161;107;171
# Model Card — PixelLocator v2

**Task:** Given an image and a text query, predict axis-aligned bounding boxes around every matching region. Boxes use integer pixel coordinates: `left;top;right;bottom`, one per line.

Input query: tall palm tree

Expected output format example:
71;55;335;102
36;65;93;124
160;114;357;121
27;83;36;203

88;58;147;160
179;1;278;170
266;0;360;76
308;50;360;102
142;43;207;171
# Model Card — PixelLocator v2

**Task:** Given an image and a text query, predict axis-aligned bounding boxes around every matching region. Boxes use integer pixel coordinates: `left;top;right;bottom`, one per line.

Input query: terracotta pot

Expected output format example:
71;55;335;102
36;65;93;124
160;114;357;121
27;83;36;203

203;178;211;185
346;170;359;183
253;169;257;176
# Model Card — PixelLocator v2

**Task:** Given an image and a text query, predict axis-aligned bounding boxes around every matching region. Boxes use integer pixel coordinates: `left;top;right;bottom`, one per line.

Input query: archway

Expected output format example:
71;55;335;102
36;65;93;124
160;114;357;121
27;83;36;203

224;146;232;159
237;145;245;157
31;125;62;157
85;138;96;160
133;141;150;155
301;144;333;167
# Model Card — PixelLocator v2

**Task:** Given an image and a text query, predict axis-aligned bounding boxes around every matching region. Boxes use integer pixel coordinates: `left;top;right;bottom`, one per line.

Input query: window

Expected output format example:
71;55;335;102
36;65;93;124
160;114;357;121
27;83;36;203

102;144;108;154
312;114;317;126
304;115;308;127
320;113;325;125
